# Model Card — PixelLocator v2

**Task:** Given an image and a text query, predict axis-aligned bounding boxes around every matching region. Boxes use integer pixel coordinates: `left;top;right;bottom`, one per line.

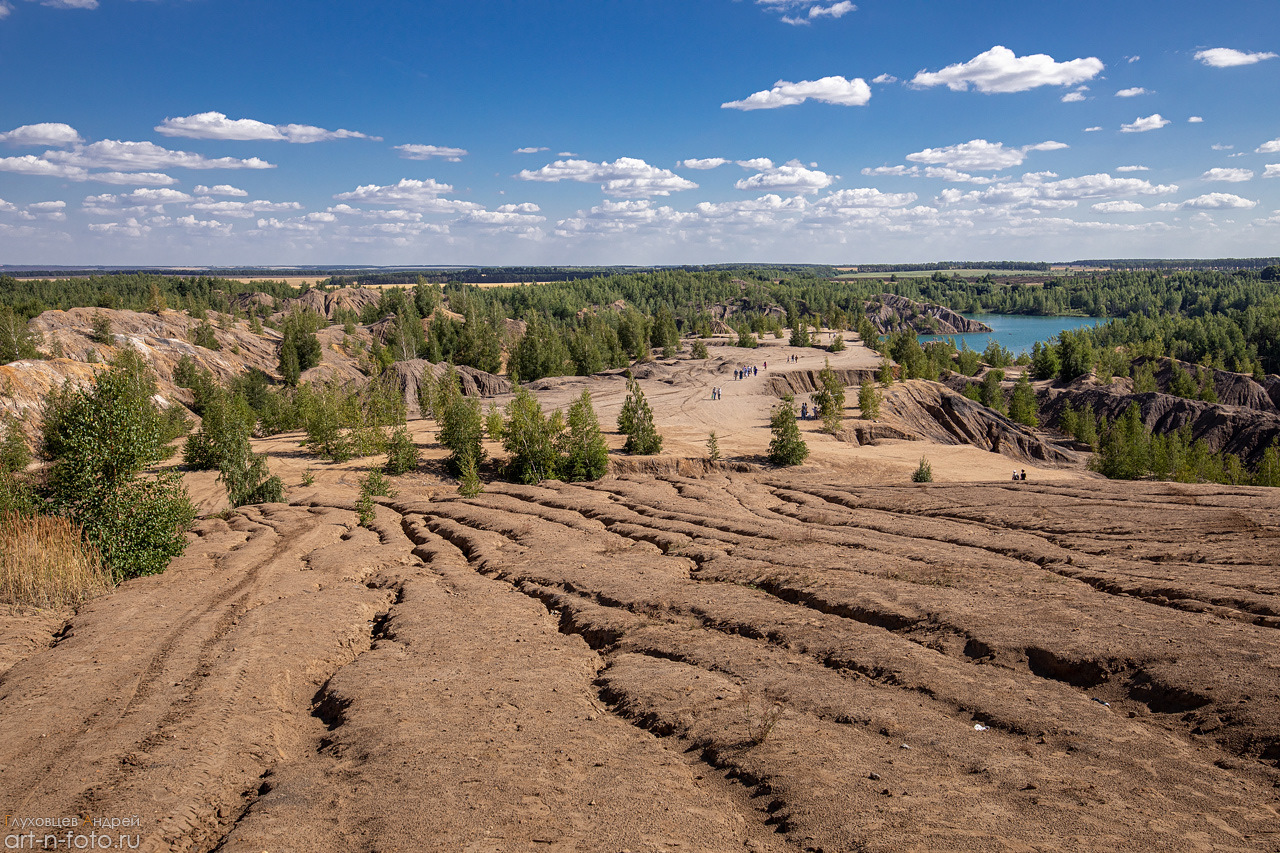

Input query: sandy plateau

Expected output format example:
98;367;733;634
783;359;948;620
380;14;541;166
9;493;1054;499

2;334;1279;852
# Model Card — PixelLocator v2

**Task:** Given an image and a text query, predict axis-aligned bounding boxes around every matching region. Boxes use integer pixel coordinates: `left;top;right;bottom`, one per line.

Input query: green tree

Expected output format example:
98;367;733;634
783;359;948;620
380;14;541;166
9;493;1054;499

858;380;880;420
1093;403;1150;480
912;457;933;482
767;396;808;466
690;339;709;359
560;389;610;481
812;358;845;434
1030;341;1060;381
707;431;721;461
1132;360;1158;393
0;306;40;364
877;357;895;386
433;366;485;474
979;369;1007;414
1056;331;1095;382
955;345;981;376
183;389;255;471
617;375;662;454
503;386;561;484
789;321;811;348
1008;375;1039;426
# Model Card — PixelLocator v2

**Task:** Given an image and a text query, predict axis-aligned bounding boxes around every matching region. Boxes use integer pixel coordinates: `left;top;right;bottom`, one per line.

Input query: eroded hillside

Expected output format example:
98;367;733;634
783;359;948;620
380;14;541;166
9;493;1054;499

0;474;1277;852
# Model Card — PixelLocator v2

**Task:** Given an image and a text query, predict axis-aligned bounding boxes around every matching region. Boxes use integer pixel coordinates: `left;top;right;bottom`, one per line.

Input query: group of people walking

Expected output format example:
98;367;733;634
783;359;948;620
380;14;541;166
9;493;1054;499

734;366;761;380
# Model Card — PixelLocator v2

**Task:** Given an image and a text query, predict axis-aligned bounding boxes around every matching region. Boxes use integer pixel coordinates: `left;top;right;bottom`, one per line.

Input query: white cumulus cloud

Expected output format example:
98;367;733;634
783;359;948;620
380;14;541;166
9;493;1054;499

45;139;275;170
1263;165;1280;178
515;147;549;154
1179;192;1258;209
1201;168;1254;182
516;157;698;197
333;178;466;208
395;144;467;162
155;112;379;143
193;184;248;197
1092;200;1146;213
910;46;1103;93
679;158;730;170
734;161;836;194
1116;165;1149;172
188;199;304;218
1115;87;1149;97
1121;114;1170;133
904;139;1067;171
722;76;871;110
0;123;82;147
1194;48;1278;67
1061;91;1086;103
1257;137;1280;154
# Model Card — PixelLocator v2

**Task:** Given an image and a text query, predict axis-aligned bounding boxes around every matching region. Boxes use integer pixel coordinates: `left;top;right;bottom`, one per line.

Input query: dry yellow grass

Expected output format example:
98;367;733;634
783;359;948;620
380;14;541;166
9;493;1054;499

1;512;113;609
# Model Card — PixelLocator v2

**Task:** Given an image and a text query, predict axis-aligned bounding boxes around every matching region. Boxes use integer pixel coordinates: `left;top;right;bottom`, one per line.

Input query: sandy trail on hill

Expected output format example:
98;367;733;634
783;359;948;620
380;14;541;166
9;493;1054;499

2;339;1278;852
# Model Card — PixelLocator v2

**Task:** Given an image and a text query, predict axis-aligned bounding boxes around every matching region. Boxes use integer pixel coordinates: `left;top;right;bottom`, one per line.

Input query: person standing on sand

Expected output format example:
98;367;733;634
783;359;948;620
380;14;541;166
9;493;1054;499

1013;470;1019;481
1021;470;1028;481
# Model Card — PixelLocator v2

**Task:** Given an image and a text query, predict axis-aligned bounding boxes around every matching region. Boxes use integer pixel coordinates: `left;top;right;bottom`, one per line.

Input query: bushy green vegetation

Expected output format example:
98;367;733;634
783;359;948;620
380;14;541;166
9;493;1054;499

38;351;196;581
768;396;808;466
1087;403;1278;486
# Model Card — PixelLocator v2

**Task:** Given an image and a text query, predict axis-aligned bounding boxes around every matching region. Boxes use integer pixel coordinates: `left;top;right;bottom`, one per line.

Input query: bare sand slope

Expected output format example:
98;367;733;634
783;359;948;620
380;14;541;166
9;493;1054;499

1;474;1278;852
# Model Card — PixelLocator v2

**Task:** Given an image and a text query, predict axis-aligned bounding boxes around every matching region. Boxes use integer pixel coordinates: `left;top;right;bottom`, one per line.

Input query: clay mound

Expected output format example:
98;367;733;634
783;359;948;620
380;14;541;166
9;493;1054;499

1042;387;1280;467
267;286;384;321
876;379;1078;464
367;315;398;344
766;367;879;397
10;307;378;434
865;293;992;335
1134;356;1278;413
385;359;511;416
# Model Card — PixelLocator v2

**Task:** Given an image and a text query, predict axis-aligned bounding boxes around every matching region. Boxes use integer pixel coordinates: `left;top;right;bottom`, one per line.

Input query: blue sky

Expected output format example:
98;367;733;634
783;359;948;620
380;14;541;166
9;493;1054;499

1;0;1278;266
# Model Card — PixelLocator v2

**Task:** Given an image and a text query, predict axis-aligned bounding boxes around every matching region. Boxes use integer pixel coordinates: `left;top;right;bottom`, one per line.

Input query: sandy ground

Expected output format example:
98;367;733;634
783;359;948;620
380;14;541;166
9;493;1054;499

2;338;1277;852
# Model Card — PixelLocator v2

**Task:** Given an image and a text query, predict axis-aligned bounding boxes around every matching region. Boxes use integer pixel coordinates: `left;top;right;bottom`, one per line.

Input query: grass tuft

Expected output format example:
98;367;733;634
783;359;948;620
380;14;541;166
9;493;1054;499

1;512;114;610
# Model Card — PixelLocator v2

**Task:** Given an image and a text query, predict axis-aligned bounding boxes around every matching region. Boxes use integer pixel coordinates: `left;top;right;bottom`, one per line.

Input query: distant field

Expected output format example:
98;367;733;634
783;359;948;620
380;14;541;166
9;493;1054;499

834;269;1049;280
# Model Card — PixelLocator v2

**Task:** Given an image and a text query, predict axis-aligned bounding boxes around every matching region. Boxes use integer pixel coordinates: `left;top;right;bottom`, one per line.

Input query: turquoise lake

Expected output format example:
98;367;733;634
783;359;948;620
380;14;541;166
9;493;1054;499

918;314;1108;356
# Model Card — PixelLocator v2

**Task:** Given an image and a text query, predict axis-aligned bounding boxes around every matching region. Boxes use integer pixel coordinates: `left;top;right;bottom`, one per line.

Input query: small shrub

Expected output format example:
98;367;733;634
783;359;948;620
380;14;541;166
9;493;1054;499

707;431;721;461
912;457;933;483
383;426;419;476
90;312;113;346
690;339;709;359
828;335;845;353
458;453;483;497
485;403;505;441
741;690;785;746
191;321;221;351
0;415;31;473
301;468;316;487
